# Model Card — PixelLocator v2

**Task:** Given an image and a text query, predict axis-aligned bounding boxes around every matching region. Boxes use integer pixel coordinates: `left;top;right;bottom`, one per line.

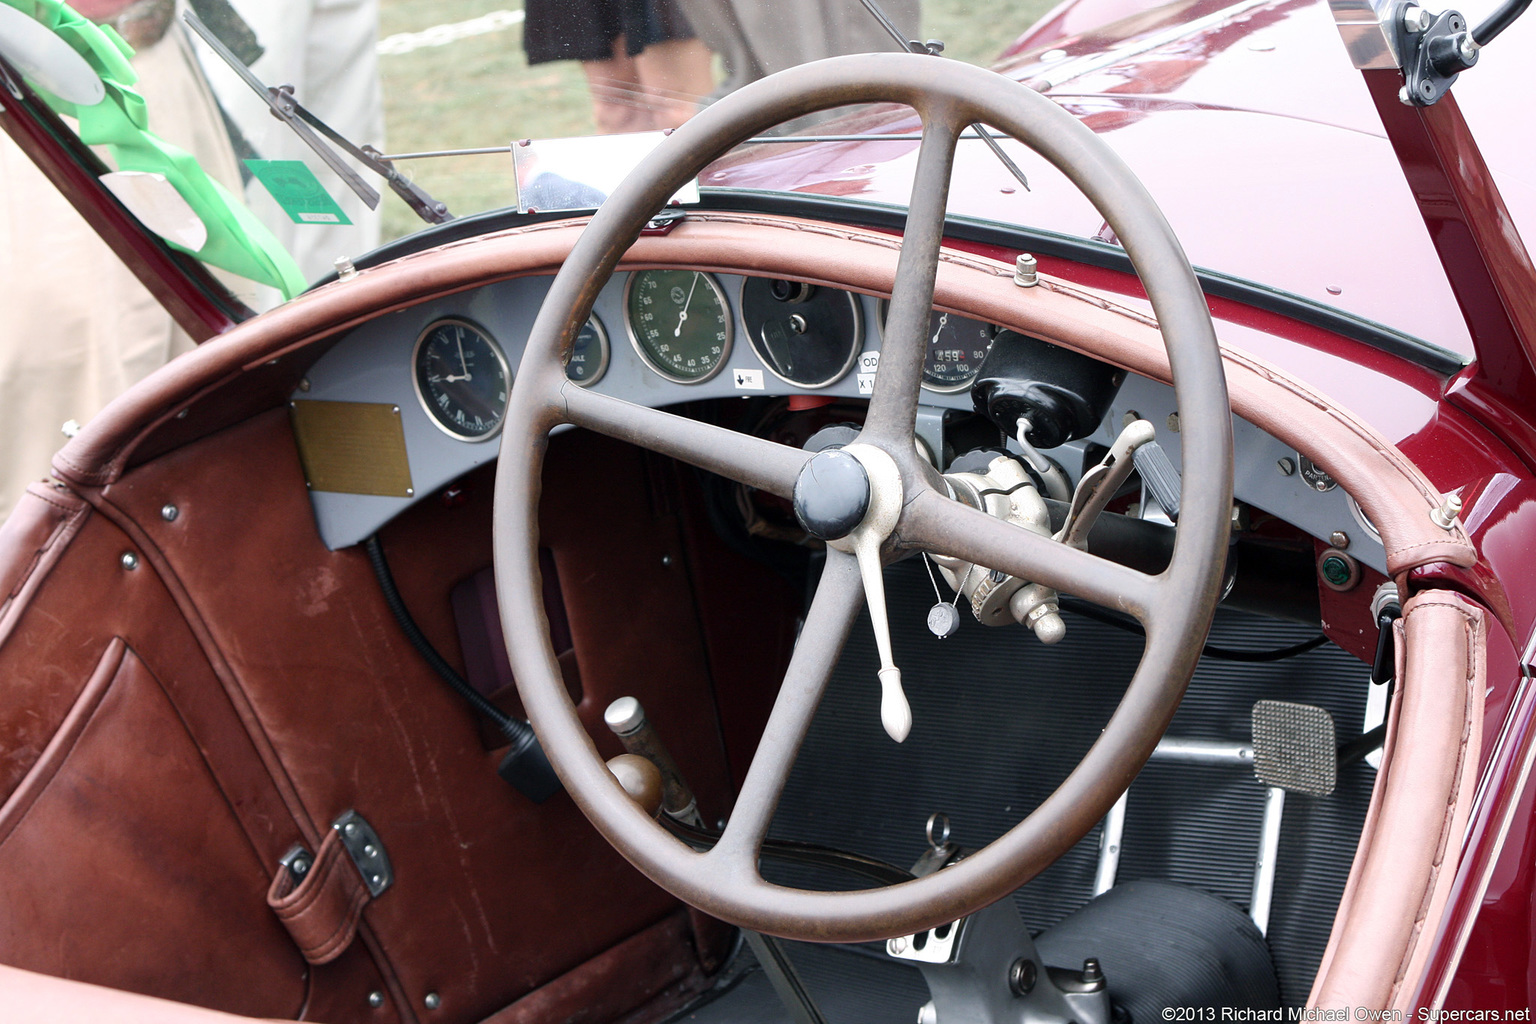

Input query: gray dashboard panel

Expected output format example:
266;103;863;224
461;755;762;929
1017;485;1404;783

293;271;1388;577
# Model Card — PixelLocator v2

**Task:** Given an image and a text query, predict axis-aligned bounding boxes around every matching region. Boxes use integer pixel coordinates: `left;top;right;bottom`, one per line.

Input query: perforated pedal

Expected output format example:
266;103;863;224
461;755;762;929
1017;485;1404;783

1251;700;1336;796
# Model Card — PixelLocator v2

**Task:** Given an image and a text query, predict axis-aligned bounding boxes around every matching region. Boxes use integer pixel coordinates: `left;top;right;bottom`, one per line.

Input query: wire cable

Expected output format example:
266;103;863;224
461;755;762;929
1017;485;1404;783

1059;596;1331;662
364;535;560;801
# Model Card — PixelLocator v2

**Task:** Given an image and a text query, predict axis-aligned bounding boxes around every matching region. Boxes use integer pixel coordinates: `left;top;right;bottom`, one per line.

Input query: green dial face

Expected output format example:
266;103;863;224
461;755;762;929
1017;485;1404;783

626;269;732;383
413;318;510;440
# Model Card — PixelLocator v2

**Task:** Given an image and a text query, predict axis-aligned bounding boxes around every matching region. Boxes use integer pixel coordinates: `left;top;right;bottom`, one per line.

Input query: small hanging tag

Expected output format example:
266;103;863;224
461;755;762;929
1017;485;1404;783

927;602;960;638
246;159;354;225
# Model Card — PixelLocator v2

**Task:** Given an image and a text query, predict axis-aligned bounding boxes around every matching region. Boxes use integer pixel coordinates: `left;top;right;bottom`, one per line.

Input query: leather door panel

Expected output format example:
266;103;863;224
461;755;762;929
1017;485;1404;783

0;638;308;1018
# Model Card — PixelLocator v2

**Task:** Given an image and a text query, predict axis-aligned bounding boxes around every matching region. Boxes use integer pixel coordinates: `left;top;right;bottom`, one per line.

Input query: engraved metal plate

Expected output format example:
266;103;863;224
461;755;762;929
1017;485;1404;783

332;810;393;898
290;400;414;498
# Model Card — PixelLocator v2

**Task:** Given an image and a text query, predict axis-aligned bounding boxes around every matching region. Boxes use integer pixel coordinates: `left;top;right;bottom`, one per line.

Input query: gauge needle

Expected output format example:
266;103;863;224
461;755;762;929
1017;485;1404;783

674;272;701;337
931;312;948;345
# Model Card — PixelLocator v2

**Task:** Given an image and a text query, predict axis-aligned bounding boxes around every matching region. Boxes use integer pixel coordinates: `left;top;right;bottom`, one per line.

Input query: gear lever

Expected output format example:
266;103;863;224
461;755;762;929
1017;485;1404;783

604;696;703;825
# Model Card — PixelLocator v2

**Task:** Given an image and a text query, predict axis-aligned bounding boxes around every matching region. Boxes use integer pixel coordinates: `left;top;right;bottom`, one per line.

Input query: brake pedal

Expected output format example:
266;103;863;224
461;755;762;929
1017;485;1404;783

1251;700;1337;797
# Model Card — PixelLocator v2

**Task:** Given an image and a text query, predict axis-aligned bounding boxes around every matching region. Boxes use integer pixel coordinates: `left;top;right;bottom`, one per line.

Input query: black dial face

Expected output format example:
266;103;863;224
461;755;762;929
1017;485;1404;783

881;302;998;392
565;315;609;387
742;278;862;389
412;318;510;440
626;269;732;383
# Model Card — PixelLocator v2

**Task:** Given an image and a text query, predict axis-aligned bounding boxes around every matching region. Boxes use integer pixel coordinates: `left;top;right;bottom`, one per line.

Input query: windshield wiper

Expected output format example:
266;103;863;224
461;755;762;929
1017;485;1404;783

858;0;1031;192
183;10;452;224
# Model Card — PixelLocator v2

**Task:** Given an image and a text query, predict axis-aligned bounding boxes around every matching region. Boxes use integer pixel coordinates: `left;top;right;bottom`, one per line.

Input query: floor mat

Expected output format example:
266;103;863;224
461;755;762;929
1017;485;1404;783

744;556;1375;1010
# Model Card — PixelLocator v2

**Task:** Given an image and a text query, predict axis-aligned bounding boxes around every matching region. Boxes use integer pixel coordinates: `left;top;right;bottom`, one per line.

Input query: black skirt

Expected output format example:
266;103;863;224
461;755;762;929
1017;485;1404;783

523;0;698;64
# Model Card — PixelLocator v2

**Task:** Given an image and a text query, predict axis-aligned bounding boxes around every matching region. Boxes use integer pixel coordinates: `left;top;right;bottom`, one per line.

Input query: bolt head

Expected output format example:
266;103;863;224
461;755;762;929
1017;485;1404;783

160;504;179;522
367;991;384;1008
424;992;442;1010
1402;5;1431;32
120;552;139;571
891;936;908;953
1329;530;1349;549
1009;957;1038;996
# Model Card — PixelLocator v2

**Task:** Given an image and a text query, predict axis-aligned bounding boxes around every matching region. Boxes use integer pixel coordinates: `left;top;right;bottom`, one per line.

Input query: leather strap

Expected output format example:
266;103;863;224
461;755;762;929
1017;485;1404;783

266;828;371;965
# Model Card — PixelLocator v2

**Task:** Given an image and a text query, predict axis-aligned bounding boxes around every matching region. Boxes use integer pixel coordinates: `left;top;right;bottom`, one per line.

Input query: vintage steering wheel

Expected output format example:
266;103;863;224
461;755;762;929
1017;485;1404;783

493;52;1233;943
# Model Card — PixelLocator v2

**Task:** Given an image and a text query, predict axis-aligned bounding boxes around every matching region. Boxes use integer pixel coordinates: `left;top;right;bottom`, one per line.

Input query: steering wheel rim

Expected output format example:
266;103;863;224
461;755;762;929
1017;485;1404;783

493;52;1233;943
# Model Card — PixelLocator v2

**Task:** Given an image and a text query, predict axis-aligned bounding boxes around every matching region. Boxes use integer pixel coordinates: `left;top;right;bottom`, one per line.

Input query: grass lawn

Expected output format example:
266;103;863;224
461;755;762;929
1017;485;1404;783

378;0;1055;239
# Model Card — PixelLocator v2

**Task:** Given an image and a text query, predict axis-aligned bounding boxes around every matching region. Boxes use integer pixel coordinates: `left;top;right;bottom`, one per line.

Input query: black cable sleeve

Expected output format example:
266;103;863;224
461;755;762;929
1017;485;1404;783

1059;597;1331;662
661;816;915;886
365;535;519;731
363;536;559;807
1475;0;1531;44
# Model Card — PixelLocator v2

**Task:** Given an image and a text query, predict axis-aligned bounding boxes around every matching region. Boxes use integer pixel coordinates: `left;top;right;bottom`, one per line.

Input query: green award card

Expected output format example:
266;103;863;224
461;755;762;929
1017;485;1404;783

245;160;354;226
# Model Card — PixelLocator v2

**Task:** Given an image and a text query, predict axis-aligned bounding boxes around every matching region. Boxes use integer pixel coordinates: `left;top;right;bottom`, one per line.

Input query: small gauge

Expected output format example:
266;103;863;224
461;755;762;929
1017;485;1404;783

412;317;511;440
565;314;610;387
742;278;862;389
626;269;732;383
880;301;998;393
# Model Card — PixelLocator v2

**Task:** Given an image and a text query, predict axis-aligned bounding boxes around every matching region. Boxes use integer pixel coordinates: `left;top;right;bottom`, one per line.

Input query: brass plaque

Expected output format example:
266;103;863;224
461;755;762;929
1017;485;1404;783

290;400;414;497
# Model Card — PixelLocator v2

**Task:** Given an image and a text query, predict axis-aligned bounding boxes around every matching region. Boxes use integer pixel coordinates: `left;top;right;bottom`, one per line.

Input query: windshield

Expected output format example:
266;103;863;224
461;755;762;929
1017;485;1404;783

3;0;1528;360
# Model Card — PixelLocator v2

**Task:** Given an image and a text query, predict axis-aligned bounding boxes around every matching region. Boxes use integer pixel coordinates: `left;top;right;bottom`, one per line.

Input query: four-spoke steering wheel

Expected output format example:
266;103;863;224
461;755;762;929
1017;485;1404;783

493;52;1233;943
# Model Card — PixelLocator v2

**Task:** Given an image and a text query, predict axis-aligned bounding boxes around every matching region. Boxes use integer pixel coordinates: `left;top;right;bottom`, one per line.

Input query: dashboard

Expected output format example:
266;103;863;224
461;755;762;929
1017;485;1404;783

289;268;1389;579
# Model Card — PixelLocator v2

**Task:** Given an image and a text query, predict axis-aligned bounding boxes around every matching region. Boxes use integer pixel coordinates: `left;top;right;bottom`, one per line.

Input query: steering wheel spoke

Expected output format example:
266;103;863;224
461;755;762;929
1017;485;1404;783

862;110;965;446
561;383;811;499
712;550;865;870
901;487;1162;620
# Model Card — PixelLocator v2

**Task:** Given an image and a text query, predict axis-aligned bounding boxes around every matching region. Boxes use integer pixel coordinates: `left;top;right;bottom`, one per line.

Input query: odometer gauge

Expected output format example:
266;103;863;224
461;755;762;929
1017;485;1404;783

565;314;609;387
741;278;861;389
880;301;998;393
626;269;732;383
412;317;511;440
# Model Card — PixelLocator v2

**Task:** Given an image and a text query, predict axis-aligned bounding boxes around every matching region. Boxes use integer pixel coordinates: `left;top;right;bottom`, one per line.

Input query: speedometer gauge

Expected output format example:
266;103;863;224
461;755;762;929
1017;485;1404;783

880;302;998;393
412;317;511;440
626;269;732;383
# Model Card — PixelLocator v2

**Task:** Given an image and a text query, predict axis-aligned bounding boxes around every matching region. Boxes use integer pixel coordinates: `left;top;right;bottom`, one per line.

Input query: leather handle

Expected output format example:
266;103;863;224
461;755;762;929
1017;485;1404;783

266;828;371;965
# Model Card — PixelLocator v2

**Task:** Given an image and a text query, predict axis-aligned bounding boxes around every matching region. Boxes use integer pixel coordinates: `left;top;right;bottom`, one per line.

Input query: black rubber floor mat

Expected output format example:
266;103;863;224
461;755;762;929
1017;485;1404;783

758;557;1374;1008
668;942;929;1024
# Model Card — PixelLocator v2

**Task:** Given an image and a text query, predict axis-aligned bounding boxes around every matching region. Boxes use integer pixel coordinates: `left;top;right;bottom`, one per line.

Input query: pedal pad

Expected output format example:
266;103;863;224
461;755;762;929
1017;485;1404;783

1251;700;1336;796
1132;440;1181;520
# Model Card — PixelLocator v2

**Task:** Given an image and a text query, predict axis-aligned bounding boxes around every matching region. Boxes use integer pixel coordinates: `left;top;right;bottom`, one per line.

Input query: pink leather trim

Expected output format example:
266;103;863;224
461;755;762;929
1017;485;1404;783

0;963;290;1024
1308;591;1486;1009
52;213;1472;575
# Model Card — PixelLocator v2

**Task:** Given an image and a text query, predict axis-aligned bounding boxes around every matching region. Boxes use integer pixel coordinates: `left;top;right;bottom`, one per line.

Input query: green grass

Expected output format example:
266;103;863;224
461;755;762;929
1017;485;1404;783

378;0;1055;240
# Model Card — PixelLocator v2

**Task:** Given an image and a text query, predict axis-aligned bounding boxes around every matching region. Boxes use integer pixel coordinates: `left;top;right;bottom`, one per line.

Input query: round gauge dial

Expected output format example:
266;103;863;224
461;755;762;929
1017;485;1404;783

742;278;862;389
881;302;998;393
565;314;610;387
626;269;732;383
412;317;511;440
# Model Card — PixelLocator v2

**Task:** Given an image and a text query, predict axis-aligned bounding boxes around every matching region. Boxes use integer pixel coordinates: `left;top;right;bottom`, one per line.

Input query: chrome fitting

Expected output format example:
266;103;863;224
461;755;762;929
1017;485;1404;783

334;256;358;282
1402;5;1431;32
1014;252;1039;287
1430;493;1463;530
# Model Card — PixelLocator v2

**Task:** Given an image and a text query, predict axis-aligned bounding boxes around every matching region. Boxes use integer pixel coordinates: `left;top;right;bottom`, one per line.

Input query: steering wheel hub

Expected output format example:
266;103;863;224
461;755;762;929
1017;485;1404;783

793;448;872;541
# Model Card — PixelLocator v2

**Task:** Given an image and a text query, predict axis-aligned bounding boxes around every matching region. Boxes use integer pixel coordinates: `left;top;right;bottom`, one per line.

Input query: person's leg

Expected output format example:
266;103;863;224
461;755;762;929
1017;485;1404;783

582;35;653;133
632;37;714;129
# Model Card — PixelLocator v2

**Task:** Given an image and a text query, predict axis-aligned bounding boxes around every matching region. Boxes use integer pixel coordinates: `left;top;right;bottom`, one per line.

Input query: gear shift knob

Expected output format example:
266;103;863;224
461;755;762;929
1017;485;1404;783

606;754;664;818
604;696;702;825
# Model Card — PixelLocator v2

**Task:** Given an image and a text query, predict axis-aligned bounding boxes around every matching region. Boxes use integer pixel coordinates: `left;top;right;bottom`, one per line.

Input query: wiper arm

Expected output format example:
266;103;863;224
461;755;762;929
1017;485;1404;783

858;0;1031;192
183;10;452;224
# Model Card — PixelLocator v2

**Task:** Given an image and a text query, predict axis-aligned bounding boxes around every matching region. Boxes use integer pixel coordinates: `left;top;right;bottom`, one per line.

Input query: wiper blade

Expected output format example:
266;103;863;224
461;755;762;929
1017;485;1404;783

858;0;1031;192
183;10;452;224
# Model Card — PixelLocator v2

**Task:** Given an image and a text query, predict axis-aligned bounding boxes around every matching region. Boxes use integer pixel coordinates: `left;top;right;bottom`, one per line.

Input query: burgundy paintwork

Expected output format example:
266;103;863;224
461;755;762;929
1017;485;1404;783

5;0;1536;1008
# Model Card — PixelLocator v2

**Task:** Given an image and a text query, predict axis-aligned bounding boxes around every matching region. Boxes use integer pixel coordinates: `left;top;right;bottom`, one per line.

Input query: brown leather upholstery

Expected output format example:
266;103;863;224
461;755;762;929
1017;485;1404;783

1309;590;1487;1009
